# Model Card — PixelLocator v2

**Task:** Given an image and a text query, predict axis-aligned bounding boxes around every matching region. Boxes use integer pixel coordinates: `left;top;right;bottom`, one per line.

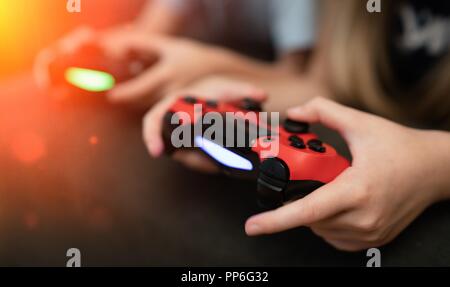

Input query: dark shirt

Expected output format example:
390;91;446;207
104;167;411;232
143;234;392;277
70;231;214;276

390;0;450;89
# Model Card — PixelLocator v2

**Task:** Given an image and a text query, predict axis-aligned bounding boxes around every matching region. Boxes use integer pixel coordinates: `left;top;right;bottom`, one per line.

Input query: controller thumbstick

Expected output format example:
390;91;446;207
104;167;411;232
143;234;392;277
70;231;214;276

257;158;289;209
283;119;310;134
307;139;326;153
241;98;262;112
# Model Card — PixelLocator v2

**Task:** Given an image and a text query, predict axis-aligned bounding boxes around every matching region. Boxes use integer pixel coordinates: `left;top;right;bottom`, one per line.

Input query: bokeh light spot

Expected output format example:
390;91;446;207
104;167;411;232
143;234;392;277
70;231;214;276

24;212;40;231
10;131;47;165
89;135;99;145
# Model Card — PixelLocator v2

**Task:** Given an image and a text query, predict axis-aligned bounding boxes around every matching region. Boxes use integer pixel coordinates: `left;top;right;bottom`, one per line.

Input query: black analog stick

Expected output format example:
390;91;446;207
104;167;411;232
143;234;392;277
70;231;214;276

283;119;309;134
257;158;289;209
259;158;289;182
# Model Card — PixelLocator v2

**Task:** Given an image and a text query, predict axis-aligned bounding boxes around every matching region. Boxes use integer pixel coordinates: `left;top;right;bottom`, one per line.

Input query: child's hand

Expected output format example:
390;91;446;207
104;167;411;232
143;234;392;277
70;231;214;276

245;97;450;251
34;26;96;89
107;33;231;104
142;77;267;172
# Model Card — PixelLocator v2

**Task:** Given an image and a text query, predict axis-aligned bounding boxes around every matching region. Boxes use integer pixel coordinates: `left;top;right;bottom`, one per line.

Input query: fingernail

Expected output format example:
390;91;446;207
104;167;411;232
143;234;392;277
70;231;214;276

246;223;263;236
148;139;163;158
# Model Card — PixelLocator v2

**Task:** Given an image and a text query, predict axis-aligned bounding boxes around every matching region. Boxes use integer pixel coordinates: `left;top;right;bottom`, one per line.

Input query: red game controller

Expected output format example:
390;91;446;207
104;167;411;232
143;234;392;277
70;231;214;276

48;43;158;93
162;96;350;209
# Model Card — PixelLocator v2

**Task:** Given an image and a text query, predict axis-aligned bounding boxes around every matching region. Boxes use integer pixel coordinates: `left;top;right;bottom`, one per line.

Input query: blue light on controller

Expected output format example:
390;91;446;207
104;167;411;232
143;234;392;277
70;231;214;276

194;136;253;171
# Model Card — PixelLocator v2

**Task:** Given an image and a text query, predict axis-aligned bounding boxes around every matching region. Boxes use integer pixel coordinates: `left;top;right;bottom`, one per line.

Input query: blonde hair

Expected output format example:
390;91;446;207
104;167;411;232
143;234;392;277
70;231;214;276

323;0;450;128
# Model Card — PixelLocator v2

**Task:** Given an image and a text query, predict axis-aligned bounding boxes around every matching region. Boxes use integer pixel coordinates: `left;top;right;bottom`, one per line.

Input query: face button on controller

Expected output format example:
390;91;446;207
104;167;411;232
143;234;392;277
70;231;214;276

309;144;326;153
307;139;326;153
241;98;262;112
183;96;198;104
283;119;310;134
288;135;301;142
290;141;306;149
288;135;305;149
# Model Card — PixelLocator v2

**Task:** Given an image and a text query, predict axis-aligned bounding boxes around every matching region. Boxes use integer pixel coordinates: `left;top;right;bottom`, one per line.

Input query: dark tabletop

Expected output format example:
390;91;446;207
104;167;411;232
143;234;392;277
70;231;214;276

0;73;449;267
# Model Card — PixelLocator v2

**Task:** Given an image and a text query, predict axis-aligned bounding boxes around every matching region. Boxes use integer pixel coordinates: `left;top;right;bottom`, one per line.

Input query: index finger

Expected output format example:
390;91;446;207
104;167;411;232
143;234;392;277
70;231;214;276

245;169;355;236
143;93;179;157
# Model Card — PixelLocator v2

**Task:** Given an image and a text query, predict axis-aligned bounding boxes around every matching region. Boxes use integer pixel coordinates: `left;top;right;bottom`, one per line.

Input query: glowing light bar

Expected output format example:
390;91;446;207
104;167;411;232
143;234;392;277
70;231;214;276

65;67;115;92
195;135;253;171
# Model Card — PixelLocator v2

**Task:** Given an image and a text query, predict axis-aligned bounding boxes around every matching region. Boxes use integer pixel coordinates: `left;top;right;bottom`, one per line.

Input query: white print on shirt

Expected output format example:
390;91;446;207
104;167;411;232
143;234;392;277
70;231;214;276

397;5;450;56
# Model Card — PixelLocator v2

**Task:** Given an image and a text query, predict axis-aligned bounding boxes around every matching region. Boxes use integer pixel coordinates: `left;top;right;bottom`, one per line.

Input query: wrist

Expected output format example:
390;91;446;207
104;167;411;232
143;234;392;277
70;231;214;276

206;47;232;73
209;47;274;77
418;129;450;202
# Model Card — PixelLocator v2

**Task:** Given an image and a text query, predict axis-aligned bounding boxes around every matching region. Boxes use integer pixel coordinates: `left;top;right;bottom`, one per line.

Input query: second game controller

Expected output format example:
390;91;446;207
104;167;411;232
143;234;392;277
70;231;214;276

48;43;158;93
162;96;350;209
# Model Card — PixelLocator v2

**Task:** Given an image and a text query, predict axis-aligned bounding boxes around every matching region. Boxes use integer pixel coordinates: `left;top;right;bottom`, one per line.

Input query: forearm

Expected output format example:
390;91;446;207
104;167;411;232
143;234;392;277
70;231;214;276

212;49;331;113
133;0;184;35
235;74;329;113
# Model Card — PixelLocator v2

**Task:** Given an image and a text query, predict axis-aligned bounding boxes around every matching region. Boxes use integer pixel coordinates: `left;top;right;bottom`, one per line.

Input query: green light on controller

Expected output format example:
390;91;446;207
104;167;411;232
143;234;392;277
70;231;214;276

65;67;115;92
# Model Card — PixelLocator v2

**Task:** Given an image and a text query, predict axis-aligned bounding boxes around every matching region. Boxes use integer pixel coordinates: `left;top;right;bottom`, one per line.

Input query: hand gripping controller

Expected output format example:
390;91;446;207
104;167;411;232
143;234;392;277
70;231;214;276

162;96;350;209
48;43;157;93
